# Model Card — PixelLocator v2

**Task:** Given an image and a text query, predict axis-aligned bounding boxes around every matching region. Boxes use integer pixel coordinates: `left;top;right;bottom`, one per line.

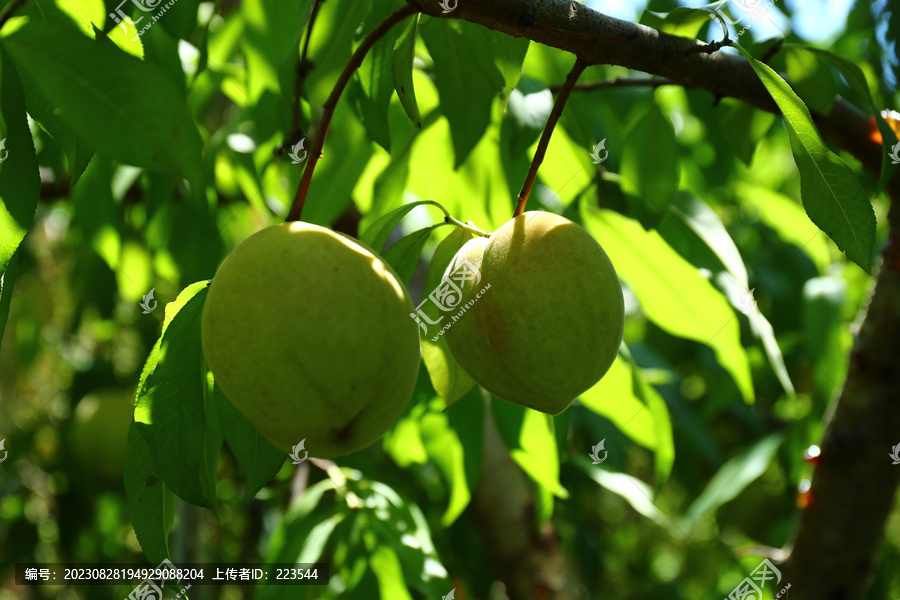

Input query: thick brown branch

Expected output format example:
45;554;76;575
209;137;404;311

781;178;900;599
418;0;884;177
551;76;678;94
286;3;419;222
514;59;587;217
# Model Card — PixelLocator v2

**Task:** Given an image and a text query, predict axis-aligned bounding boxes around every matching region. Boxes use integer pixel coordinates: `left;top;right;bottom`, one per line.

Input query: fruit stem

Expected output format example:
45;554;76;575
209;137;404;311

286;3;420;222
513;58;589;218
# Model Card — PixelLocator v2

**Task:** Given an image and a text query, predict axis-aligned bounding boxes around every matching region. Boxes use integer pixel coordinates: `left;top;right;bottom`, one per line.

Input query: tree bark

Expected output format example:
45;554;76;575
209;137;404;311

472;398;582;600
412;1;900;597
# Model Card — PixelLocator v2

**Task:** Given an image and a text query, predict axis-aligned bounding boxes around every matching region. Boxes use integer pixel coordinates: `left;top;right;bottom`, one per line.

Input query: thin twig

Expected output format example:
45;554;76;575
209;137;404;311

513;58;588;218
760;38;784;64
552;76;679;94
674;36;733;55
0;0;27;31
286;3;419;222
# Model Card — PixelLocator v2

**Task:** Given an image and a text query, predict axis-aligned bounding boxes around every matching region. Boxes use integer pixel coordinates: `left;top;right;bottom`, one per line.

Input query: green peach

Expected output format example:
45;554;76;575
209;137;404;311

201;222;420;458
443;211;624;414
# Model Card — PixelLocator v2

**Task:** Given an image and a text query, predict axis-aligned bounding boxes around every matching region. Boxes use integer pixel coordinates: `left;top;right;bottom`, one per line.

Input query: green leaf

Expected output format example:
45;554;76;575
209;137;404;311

486;31;528;108
579;355;657;450
491;399;568;504
241;0;312;101
265;479;341;563
383;225;446;284
620;100;678;224
370;110;441;218
0;248;19;347
738;45;876;272
626;351;675;491
418;227;477;407
784;45;836;115
575;457;672;529
392;15;422;127
734;183;831;272
581;206;754;402
640;6;715;38
0;46;41;274
659;194;794;397
134;281;217;509
352;6;402;152
686;434;783;521
215;383;285;502
359;199;437;252
420;19;501;167
159;0;202;40
420;399;472;526
715;99;776;166
2;22;204;186
791;45;900;188
124;422;177;564
20;0;105;37
370;546;414;600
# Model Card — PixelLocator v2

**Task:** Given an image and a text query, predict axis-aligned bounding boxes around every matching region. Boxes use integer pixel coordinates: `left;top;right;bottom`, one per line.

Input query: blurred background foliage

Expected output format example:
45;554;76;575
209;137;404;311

1;0;900;598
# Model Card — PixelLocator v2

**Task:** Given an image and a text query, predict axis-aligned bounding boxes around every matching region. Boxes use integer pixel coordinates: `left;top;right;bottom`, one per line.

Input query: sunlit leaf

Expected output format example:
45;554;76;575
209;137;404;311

581;206;754;402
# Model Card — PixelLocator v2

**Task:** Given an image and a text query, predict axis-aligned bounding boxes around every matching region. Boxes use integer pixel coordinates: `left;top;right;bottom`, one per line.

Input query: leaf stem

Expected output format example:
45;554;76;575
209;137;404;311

286;3;420;222
419;200;491;237
513;58;588;218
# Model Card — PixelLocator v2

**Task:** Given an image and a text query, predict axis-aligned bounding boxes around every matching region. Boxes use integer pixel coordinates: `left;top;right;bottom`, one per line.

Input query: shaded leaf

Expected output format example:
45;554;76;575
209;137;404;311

359;201;437;254
686;434;783;520
383;225;446;285
215;383;285;502
420;19;500;167
620;100;678;225
0;46;41;274
392;14;422;127
125;422;177;564
3;22;204;186
134;281;216;509
640;6;715;38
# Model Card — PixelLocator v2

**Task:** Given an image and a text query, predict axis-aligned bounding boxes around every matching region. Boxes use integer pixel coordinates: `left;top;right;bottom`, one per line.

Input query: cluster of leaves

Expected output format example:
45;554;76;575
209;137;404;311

2;0;900;598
